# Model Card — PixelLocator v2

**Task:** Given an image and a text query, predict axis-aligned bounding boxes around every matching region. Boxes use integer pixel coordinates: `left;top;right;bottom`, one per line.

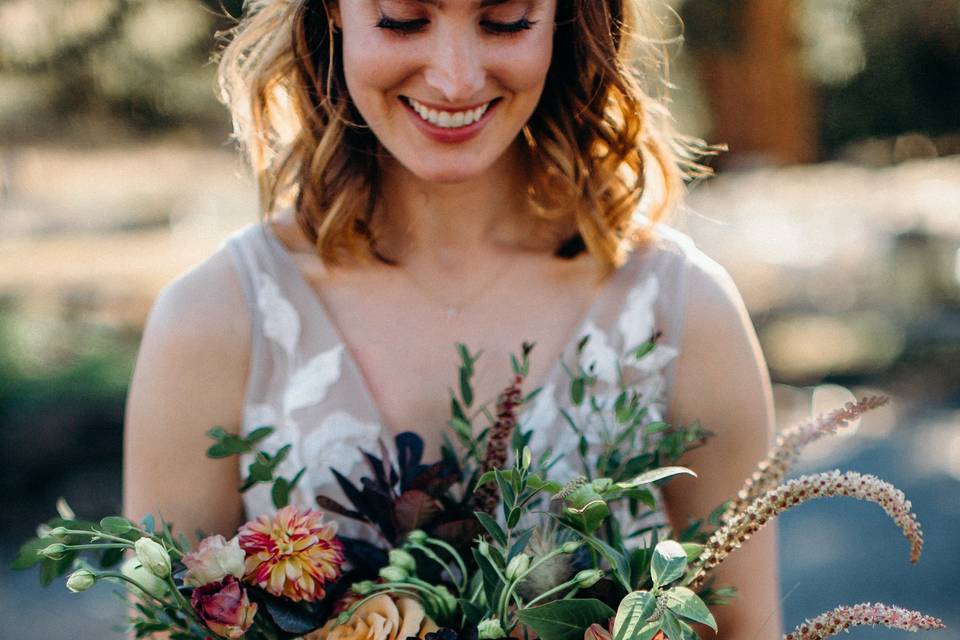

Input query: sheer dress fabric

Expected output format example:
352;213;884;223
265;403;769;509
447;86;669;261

219;210;726;540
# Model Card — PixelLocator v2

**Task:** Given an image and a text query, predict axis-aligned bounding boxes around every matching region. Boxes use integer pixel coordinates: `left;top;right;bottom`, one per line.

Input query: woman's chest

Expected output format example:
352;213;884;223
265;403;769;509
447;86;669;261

308;260;609;454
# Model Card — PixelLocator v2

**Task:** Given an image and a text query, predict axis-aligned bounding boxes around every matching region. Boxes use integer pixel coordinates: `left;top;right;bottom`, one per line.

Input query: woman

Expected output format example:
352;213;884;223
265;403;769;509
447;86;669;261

124;1;781;637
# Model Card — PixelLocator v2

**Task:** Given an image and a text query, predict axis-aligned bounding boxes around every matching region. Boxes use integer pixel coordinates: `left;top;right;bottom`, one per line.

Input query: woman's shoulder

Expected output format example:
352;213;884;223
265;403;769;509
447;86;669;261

141;238;252;390
637;218;730;282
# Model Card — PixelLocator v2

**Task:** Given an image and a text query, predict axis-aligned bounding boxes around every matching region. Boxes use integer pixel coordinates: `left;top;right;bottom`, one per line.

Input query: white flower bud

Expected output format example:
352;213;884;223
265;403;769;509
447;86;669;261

66;569;97;593
40;543;68;560
389;549;417;573
505;553;531;580
561;540;582;554
134;538;171;579
121;557;168;598
406;530;428;544
574;569;604;588
378;565;408;583
478;618;506;639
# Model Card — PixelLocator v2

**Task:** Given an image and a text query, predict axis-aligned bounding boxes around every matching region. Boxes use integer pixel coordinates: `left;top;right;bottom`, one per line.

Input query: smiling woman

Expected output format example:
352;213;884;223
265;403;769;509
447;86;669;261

214;0;712;271
123;1;783;639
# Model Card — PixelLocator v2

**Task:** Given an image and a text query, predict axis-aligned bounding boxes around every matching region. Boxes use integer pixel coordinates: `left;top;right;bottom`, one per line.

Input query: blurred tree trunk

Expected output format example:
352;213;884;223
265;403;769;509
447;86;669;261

695;0;817;165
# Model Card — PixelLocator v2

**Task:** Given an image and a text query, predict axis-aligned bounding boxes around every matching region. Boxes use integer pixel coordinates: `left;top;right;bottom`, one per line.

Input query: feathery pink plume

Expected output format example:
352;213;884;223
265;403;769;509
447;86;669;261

783;602;945;639
722;396;889;524
690;470;923;588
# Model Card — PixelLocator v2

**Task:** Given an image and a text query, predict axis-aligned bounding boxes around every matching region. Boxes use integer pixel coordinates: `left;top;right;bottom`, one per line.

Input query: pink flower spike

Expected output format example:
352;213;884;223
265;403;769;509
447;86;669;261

723;396;889;524
691;470;924;588
783;602;945;639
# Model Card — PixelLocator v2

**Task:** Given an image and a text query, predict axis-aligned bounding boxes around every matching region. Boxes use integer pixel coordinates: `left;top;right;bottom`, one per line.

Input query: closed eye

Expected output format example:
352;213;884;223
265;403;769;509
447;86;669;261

375;15;538;36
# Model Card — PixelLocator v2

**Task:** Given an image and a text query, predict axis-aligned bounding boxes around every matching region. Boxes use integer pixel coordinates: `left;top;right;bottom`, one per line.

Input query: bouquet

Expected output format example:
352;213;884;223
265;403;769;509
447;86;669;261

13;338;946;640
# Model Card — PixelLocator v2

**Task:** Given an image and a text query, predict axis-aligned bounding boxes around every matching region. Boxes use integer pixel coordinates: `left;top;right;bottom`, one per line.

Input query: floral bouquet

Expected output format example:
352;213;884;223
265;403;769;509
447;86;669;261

13;338;947;640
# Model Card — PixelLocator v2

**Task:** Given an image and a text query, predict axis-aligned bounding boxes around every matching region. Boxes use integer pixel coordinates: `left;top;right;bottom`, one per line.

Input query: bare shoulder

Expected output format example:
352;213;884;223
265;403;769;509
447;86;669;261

659;239;783;638
666;242;773;438
123;242;251;538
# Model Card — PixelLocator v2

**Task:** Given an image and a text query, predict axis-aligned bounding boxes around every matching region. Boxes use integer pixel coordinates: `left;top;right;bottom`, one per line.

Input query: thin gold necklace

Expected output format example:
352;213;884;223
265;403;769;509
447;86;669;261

394;255;518;319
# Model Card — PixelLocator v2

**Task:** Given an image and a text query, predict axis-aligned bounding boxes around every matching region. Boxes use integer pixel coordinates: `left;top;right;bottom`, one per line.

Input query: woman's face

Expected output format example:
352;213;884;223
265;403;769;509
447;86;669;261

333;0;557;184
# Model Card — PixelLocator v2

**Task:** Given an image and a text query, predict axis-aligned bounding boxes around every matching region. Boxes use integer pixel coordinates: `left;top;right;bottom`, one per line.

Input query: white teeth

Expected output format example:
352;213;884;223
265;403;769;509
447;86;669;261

406;97;492;129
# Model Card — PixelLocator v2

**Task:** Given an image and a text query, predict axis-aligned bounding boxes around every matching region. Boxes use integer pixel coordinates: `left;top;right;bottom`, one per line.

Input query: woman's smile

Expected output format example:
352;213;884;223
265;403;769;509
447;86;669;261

400;95;502;143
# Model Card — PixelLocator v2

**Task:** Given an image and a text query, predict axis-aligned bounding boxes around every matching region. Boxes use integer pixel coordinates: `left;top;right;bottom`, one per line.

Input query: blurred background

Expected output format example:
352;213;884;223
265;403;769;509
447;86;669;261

0;0;957;637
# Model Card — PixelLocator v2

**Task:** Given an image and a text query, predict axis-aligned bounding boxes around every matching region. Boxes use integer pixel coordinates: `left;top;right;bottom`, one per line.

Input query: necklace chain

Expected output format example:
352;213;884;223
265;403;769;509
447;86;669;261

395;257;517;319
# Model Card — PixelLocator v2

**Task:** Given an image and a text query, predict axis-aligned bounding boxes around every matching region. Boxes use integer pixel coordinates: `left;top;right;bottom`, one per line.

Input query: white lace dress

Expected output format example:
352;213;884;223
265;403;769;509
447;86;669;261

218;211;724;541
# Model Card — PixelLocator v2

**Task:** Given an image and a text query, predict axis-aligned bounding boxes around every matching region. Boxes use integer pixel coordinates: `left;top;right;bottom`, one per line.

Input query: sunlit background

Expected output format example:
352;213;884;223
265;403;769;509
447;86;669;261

1;0;958;637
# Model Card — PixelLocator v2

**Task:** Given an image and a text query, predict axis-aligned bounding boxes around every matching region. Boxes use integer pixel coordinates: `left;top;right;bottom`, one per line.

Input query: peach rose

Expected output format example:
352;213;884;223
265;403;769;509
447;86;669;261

307;594;439;640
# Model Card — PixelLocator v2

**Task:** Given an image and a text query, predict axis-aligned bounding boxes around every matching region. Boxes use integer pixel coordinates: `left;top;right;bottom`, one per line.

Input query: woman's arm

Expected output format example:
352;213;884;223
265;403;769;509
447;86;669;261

123;248;250;549
661;257;783;639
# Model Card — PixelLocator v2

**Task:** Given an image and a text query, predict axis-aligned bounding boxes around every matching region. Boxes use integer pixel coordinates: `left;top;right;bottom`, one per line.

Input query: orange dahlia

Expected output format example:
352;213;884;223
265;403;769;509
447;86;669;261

238;505;344;602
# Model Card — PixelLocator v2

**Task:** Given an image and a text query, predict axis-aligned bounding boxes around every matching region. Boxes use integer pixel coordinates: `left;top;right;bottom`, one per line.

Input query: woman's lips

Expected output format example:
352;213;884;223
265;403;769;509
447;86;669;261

400;96;501;144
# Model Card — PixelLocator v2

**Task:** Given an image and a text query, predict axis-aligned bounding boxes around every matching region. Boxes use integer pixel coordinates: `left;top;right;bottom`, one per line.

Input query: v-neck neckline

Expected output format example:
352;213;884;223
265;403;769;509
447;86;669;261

258;218;642;437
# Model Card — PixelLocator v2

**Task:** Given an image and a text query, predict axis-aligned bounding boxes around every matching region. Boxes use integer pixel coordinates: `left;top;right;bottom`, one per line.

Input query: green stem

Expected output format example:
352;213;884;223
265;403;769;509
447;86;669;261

524;577;581;608
409;542;465;594
65;543;131;551
98;572;168;607
62;529;136;546
424;538;469;589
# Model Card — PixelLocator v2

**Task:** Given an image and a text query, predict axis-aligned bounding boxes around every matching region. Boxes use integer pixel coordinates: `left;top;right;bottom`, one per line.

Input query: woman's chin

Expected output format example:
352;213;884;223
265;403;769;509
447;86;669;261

404;159;494;185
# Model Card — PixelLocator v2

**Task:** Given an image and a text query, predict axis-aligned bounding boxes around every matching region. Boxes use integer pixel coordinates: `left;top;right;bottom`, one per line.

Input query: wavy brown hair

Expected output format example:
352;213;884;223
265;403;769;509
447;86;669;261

215;0;716;273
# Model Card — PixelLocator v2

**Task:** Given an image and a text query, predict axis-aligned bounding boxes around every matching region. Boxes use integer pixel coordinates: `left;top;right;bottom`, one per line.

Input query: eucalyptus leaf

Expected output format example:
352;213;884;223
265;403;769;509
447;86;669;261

616;467;696;490
612;591;656;640
475;511;508;547
651;540;687;589
663;586;718;632
99;516;136;534
517;599;615;640
680;543;704;562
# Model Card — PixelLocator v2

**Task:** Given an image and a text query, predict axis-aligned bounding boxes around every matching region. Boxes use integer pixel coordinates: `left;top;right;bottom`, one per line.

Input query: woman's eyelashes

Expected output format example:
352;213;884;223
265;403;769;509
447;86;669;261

374;13;538;36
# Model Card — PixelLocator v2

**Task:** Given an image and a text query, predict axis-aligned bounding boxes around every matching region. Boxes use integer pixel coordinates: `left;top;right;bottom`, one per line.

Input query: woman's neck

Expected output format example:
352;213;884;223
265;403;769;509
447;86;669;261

373;142;558;268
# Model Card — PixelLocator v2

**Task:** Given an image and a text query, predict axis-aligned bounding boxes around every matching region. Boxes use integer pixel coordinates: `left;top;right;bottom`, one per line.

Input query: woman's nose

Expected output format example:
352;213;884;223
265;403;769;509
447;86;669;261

423;30;486;103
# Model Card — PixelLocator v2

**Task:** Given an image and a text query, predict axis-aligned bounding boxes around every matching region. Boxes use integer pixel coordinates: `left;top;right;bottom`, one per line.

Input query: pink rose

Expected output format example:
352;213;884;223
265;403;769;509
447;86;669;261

183;535;246;587
191;575;258;639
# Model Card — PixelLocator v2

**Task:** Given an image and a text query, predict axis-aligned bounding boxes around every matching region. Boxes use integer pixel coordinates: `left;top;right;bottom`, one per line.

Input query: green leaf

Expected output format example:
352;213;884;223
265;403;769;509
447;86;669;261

661;610;684;640
612;591;656;640
571;377;585;405
664;586;717;632
472;548;502;606
494;470;516;510
634;340;656;360
517;599;615;640
460;599;485;625
100;516;136;534
680;543;703;562
246;426;275;444
642;421;671;435
450;395;468;423
271;477;291;509
450;417;473;441
139;513;155;534
616;467;696;490
564;486;609;534
460;367;474;407
508;528;534;560
10;537;47;570
474;511;508;547
576;335;590;353
507;507;522;529
526;475;564;494
651;540;687;589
